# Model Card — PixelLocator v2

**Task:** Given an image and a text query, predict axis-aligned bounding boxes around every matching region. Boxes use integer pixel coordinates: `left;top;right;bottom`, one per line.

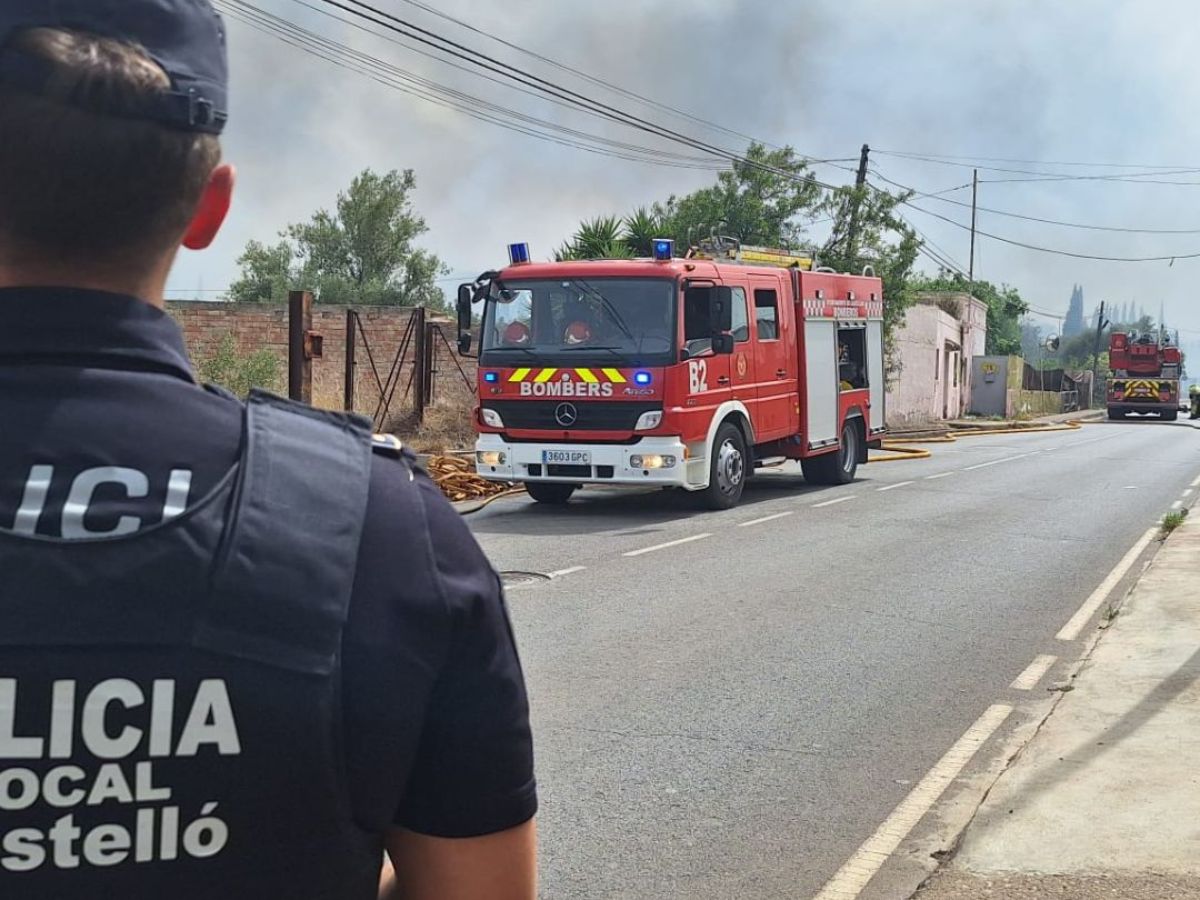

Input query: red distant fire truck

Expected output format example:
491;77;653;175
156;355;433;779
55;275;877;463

1107;330;1181;421
456;239;886;509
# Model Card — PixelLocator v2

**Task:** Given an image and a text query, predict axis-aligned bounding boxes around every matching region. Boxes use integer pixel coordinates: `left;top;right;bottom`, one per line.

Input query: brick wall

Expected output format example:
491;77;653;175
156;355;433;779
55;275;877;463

167;301;475;430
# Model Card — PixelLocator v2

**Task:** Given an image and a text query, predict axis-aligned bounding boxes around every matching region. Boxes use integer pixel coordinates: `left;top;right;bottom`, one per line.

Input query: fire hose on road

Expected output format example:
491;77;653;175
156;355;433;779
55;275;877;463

434;420;1093;512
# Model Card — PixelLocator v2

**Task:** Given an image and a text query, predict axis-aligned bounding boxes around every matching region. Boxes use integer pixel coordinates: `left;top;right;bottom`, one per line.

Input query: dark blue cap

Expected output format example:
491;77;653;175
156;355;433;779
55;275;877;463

0;0;228;134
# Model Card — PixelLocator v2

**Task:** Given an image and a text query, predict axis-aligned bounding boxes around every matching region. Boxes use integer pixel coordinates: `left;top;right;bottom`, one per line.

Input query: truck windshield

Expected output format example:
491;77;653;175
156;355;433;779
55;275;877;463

480;277;676;366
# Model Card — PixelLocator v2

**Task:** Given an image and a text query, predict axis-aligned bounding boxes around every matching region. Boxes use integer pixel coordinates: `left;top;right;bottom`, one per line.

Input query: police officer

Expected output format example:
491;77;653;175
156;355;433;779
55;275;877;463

0;4;536;899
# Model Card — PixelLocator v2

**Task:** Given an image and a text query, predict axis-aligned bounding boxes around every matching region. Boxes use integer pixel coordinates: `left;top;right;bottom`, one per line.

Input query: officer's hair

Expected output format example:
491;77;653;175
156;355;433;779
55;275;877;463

0;28;222;268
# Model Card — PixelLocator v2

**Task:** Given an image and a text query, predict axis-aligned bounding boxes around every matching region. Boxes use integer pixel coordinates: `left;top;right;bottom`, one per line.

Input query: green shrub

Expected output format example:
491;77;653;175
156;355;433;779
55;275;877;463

194;332;283;397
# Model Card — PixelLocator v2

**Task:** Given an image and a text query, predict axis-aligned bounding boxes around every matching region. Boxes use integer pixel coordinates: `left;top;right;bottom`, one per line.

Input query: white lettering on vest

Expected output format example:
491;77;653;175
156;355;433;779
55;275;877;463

61;467;149;539
81;680;143;760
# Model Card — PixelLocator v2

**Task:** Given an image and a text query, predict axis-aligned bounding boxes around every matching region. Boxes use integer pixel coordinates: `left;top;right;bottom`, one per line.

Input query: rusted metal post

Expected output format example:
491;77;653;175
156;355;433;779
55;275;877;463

288;290;313;403
423;321;437;407
412;306;427;424
344;309;356;412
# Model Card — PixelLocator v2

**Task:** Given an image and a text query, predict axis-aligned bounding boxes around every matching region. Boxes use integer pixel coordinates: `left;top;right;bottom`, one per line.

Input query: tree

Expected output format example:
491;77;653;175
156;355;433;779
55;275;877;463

557;143;920;366
230;169;449;309
909;272;1029;355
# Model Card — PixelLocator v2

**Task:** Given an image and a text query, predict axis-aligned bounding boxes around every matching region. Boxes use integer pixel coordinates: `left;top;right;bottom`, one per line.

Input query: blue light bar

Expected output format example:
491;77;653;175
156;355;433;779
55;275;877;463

634;371;652;386
508;242;531;265
484;371;499;383
652;238;674;261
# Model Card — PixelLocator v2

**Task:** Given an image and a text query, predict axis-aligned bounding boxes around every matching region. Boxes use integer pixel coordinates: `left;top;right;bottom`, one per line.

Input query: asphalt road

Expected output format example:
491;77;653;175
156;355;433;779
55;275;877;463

466;419;1200;900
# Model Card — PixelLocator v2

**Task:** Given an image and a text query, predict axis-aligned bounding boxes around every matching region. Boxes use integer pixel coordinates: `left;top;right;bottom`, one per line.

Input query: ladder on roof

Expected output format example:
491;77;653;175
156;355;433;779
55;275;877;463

687;236;814;271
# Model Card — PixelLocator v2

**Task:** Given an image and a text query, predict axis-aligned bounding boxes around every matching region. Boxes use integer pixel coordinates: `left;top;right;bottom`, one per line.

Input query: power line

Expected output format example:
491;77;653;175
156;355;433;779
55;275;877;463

874;150;1200;183
876;148;1197;171
900;198;1200;262
871;165;1200;234
217;0;730;170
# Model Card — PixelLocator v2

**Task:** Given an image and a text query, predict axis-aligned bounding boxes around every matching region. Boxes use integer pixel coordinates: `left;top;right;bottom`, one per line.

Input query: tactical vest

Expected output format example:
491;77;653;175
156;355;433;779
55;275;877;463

0;392;385;898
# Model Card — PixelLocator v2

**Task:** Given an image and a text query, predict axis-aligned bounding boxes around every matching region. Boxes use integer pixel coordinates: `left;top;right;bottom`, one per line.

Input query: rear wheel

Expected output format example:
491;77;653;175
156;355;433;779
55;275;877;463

802;419;862;486
700;423;747;510
1107;407;1125;420
1163;409;1179;422
525;482;576;505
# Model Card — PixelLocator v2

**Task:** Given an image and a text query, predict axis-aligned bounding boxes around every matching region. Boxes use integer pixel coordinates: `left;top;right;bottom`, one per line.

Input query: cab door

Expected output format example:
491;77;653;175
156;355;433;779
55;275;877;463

727;285;756;405
749;273;799;440
679;284;732;447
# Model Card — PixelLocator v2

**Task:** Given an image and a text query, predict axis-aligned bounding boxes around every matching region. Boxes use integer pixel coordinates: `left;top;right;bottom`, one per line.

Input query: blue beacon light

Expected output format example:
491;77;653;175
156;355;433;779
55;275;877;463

508;242;531;264
634;371;652;386
652;238;674;261
484;371;499;383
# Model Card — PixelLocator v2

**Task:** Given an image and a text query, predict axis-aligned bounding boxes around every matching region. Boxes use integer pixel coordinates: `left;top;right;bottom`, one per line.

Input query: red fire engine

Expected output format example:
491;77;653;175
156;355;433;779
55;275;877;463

1107;330;1181;421
455;239;886;509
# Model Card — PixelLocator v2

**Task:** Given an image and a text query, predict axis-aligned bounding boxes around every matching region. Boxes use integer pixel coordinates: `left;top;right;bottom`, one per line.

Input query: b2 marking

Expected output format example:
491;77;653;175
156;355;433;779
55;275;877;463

688;359;708;394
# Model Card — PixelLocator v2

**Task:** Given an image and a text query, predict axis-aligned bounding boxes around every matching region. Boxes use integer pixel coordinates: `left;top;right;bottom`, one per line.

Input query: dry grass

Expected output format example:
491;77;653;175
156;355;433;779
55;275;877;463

389;393;477;453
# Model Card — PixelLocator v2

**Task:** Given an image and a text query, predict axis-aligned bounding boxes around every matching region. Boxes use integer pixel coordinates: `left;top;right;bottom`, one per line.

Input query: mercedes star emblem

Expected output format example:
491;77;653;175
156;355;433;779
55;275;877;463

554;402;578;427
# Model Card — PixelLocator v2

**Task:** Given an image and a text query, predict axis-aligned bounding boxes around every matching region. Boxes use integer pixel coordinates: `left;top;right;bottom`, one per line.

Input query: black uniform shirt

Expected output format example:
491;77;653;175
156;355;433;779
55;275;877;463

0;287;537;838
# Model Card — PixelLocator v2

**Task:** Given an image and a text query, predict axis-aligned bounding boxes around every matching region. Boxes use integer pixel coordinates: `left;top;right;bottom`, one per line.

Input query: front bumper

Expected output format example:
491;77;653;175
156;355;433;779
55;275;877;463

475;434;691;487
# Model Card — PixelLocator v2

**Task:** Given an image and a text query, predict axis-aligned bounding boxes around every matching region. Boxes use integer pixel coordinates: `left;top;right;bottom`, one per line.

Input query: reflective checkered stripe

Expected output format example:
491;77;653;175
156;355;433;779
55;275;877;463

800;299;884;320
506;367;628;384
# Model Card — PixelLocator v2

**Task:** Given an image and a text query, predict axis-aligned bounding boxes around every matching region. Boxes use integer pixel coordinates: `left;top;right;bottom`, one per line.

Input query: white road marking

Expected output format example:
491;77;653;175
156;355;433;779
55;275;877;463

925;471;955;480
738;511;794;527
1010;654;1058;691
963;453;1030;471
549;566;587;578
1184;488;1193;497
812;704;1013;900
1191;473;1200;488
623;533;712;557
812;496;856;508
877;481;915;492
1172;500;1185;510
1056;527;1157;641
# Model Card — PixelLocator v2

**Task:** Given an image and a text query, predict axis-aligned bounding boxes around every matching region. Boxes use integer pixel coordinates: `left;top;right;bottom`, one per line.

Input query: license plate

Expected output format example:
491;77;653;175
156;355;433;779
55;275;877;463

542;449;591;465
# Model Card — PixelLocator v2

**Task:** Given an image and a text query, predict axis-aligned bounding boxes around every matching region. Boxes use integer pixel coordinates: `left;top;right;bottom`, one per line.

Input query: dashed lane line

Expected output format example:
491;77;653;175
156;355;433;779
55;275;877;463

1172;500;1184;510
738;511;794;527
876;481;914;492
812;704;1013;900
1056;526;1158;641
1192;474;1200;489
1010;654;1058;691
623;533;712;557
812;496;856;509
925;471;955;480
963;453;1030;471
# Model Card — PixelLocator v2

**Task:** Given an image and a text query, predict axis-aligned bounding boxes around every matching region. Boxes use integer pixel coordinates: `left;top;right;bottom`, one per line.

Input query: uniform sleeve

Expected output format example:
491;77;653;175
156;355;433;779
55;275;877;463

394;469;538;838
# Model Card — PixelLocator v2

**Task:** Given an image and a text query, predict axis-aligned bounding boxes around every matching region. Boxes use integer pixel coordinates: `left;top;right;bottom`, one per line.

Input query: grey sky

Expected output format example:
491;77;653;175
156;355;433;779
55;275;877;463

169;0;1200;345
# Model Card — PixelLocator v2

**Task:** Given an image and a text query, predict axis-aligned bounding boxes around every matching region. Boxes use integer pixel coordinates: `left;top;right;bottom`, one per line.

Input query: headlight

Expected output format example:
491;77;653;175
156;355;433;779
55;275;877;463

630;454;676;469
477;450;507;466
481;408;504;428
634;410;663;431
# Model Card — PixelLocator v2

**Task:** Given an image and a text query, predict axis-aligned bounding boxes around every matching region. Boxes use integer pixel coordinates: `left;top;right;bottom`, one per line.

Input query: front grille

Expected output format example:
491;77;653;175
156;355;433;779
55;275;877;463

485;400;660;431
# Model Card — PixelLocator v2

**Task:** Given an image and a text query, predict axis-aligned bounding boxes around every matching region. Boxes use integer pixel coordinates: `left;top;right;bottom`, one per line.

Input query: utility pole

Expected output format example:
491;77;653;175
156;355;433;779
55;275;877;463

846;143;870;262
1092;300;1108;408
968;168;978;283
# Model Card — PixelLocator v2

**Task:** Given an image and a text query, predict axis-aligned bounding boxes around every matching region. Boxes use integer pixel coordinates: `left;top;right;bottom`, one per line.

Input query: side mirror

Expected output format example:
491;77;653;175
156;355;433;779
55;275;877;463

456;284;474;356
710;286;734;332
709;286;734;354
711;333;735;355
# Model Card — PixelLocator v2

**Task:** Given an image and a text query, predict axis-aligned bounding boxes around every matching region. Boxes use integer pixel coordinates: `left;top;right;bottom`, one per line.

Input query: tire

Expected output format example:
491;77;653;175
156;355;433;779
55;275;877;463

802;418;862;486
1107;407;1125;420
1163;409;1179;422
525;482;576;505
700;422;747;510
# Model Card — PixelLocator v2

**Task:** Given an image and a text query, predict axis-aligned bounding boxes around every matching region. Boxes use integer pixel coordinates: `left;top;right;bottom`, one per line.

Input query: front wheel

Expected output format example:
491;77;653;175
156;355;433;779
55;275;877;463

525;482;576;505
700;423;747;510
802;419;862;486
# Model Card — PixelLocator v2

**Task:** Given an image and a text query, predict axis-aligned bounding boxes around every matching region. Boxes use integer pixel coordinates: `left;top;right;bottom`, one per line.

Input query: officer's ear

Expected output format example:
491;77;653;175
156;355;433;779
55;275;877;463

182;164;236;251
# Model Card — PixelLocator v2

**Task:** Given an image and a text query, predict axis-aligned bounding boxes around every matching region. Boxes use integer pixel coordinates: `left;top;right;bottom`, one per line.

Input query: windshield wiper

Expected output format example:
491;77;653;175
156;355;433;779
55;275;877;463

560;345;626;360
486;346;539;359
